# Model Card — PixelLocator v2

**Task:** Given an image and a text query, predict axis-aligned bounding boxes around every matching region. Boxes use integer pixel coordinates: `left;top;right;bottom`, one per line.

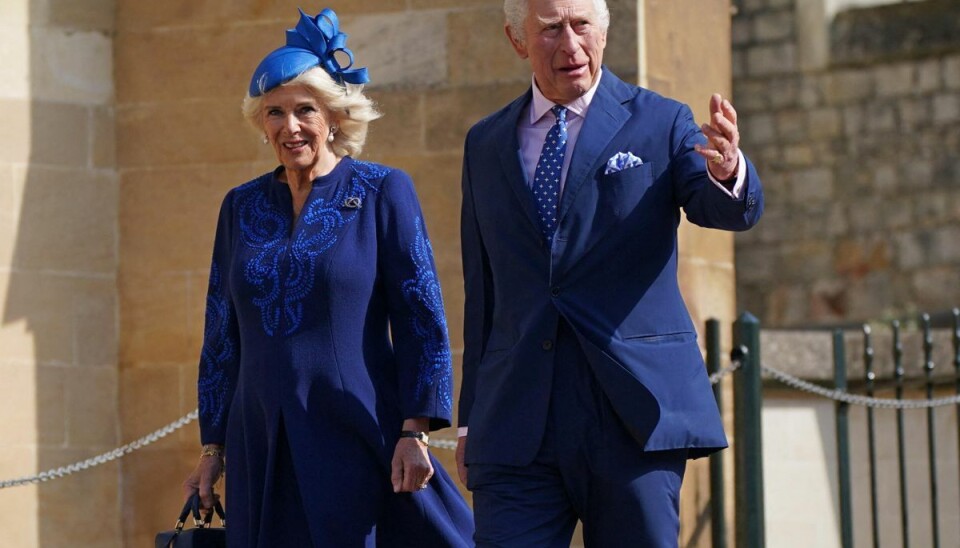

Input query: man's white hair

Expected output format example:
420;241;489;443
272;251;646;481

504;0;610;43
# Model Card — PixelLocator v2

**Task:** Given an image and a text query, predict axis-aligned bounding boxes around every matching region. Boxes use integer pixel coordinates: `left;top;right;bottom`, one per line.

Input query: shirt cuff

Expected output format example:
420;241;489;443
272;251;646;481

707;148;746;199
458;426;468;437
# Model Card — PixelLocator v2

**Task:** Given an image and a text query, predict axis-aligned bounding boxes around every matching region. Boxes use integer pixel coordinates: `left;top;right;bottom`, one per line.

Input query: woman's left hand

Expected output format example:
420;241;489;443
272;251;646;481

391;437;434;493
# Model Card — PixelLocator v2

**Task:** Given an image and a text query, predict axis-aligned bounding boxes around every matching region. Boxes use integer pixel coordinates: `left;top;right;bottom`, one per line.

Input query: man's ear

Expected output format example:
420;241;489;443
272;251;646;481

505;25;528;59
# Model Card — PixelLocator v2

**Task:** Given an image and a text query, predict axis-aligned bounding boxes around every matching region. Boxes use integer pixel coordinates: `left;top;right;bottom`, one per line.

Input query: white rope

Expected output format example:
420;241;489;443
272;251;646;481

761;364;960;409
3;357;956;489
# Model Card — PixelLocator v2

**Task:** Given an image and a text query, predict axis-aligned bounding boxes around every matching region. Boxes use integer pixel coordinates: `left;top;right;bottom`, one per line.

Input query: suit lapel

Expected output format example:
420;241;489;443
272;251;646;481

557;70;634;223
493;90;544;238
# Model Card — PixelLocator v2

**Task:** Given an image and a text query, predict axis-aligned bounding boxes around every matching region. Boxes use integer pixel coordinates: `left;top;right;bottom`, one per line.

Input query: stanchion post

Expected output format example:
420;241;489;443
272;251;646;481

733;312;764;548
833;330;853;548
706;318;726;548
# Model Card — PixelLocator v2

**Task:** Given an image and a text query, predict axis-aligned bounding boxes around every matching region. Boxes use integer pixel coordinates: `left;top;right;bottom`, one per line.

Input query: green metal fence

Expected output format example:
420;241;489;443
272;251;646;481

708;308;960;548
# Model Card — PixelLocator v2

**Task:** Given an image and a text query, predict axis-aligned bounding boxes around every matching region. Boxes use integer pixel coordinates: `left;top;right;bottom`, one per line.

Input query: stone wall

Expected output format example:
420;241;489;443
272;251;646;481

732;0;960;327
0;0;120;546
0;0;741;546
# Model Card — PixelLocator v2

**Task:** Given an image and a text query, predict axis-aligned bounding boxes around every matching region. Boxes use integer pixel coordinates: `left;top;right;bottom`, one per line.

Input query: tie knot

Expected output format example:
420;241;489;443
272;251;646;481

551;105;567;124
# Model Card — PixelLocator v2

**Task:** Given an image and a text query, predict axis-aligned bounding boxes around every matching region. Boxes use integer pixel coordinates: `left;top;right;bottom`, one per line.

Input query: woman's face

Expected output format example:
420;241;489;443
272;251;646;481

261;84;337;177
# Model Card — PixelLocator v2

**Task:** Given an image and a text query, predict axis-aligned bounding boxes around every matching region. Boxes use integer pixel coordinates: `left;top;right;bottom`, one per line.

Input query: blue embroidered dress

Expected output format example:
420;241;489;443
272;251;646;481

197;157;473;547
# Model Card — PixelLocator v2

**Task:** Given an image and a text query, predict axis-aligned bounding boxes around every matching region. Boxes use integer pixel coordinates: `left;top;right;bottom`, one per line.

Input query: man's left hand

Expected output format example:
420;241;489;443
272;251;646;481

695;93;740;181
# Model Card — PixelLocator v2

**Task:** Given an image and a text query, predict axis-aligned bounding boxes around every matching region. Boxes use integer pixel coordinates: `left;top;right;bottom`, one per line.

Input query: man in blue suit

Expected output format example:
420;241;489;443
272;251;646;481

456;0;764;546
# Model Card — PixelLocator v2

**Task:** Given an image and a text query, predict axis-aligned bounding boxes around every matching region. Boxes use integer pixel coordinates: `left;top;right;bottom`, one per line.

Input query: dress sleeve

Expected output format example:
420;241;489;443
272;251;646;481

376;169;454;431
198;191;242;446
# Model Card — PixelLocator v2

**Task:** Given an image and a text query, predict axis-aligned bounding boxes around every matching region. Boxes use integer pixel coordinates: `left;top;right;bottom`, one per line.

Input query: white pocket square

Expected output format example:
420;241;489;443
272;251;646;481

604;151;643;174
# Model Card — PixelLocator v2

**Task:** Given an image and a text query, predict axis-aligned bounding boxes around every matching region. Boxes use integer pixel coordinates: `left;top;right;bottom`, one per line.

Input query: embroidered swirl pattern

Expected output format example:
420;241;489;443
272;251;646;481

198;263;234;426
401;218;453;413
237;161;386;336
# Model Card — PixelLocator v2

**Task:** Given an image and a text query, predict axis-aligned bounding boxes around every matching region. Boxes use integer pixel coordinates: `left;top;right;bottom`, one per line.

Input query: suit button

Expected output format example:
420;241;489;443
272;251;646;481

541;340;553;351
550;286;560;297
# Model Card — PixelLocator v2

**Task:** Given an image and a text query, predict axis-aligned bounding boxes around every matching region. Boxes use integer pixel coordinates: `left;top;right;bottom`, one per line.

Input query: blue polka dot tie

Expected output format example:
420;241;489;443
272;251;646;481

533;105;568;242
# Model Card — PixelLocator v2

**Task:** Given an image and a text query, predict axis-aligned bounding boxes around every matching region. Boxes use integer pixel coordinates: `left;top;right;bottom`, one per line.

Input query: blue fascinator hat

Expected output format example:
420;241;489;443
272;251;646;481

248;7;370;97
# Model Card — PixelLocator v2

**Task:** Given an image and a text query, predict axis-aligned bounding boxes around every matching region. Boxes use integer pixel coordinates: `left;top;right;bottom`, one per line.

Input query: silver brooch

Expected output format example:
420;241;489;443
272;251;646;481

343;196;362;209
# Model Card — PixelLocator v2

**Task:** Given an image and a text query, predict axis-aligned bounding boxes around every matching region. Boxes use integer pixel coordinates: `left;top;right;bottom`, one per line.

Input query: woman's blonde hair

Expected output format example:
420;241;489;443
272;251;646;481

241;67;381;158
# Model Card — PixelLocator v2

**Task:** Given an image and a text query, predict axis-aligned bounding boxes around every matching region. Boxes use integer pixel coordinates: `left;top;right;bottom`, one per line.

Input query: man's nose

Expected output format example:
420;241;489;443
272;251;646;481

559;25;580;54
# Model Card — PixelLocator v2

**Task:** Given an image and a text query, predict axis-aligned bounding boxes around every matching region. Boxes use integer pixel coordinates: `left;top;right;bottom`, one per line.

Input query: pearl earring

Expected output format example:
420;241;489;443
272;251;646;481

328;126;337;143
262;135;268;144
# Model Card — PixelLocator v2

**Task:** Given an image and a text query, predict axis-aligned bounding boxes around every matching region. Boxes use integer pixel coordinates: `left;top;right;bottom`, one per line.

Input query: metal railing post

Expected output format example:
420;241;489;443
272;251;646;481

833;329;853;548
921;314;940;548
706;318;726;548
733;312;764;548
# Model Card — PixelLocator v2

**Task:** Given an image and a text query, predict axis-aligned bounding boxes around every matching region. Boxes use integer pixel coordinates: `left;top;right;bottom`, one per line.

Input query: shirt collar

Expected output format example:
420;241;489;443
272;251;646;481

529;68;603;124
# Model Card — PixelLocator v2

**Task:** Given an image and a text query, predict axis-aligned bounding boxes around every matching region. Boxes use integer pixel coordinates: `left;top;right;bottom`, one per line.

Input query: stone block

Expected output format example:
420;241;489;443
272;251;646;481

447;8;529;87
120;365;184;438
117;100;264;168
864;102;896;133
0;272;115;365
0;28;30;101
898;97;932;131
807;107;841;139
916;59;942;93
780;240;831;283
783;144;814;167
0;363;42;445
30;28;113;105
120;272;193;363
825;69;873;104
9;166;117;273
75;285;119;367
64;365;118;447
932;225;960;263
0;454;39;546
746;43;797;77
423;83;526;153
676;260;735;347
678;222;734;265
768;77;800;109
945;54;960;90
753;10;793;42
833;237;890;279
92;105;116;169
731;17;752;47
894;231;929;270
872;163;897;192
735;243;778;285
744;112;776;143
115;25;268;104
732;49;746;79
932;93;960;124
48;0;114;33
120;165;244;275
798;77;825;109
34;452;121;547
733;80;770;113
873;63;915;98
776;110;807;144
912;267;960;311
0;99;89;166
121;447;198;547
363;90;424;156
350;11;447;89
117;0;405;32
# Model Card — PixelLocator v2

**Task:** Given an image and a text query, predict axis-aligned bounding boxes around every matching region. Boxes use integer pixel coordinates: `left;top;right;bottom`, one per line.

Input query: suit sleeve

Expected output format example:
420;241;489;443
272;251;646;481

670;104;764;231
376;169;454;431
458;133;495;429
198;191;241;446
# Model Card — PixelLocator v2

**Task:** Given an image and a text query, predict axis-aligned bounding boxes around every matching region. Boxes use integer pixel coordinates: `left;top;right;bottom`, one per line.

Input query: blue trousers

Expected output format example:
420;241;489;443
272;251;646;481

468;320;687;547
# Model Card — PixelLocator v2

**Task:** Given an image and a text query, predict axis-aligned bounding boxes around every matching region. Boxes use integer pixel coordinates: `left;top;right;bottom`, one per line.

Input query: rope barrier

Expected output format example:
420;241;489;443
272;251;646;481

1;356;956;488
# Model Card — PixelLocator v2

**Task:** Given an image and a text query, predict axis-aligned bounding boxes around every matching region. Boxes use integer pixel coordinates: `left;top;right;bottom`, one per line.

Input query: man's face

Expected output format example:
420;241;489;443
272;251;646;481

508;0;607;104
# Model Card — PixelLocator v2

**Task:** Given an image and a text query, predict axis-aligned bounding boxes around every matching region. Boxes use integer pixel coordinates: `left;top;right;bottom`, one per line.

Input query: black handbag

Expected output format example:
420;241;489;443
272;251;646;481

155;493;226;548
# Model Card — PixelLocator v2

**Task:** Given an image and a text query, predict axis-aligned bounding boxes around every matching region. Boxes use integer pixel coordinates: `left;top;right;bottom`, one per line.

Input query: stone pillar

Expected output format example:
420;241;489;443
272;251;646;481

0;0;120;546
642;1;738;547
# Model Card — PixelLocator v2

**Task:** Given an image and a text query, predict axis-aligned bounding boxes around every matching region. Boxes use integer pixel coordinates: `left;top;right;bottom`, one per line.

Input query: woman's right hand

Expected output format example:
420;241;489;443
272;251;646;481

182;450;224;510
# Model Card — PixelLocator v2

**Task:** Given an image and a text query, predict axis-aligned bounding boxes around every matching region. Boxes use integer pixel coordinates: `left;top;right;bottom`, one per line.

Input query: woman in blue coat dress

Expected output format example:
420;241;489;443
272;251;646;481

181;7;474;546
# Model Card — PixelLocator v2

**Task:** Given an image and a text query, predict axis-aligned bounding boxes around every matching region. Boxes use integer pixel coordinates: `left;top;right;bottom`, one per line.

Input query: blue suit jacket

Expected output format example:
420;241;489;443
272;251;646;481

459;69;764;466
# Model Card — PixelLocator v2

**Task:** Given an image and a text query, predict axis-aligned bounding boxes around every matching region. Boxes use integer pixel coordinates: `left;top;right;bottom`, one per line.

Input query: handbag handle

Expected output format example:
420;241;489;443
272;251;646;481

173;493;226;532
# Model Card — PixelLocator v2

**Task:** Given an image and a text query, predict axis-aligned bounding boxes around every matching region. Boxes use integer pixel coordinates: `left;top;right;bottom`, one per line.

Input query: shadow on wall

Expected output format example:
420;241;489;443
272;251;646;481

0;1;120;545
